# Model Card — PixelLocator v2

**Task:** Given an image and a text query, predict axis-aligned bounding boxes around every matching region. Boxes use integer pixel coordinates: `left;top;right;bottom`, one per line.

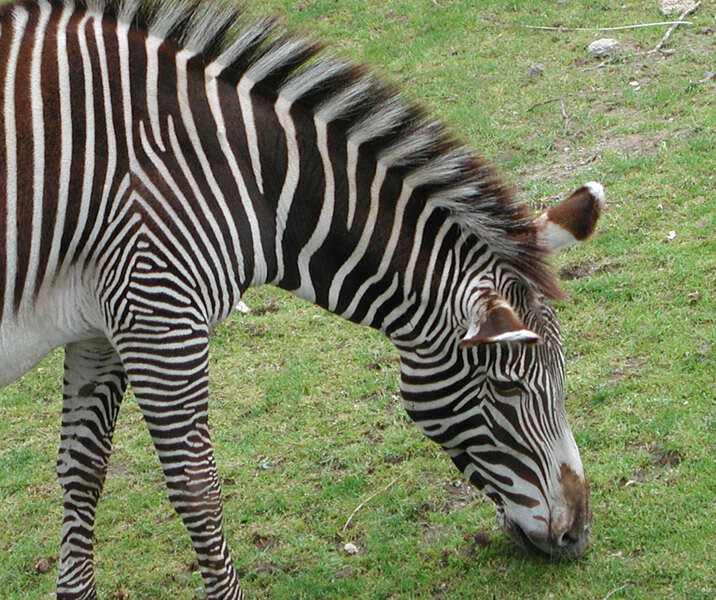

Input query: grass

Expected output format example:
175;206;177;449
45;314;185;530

1;0;714;599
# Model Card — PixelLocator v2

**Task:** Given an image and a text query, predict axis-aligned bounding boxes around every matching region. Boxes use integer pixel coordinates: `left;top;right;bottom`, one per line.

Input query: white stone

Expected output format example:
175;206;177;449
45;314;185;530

235;300;251;314
659;0;698;15
526;63;545;78
343;542;359;555
587;38;619;57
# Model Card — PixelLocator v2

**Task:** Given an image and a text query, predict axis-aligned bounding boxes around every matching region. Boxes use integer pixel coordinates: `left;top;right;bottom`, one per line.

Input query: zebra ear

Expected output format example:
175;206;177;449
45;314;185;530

535;181;605;253
459;297;541;347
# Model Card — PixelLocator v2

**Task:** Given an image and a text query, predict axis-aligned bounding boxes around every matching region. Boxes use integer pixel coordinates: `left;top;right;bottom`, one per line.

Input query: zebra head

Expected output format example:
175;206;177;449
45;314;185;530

400;183;604;560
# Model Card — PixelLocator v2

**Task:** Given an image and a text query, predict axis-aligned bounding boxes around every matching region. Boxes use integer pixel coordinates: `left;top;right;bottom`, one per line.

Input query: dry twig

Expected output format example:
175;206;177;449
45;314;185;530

526;97;562;111
581;55;623;72
341;476;401;534
687;71;716;89
523;21;693;32
526;98;569;133
649;2;701;54
558;99;570;133
602;583;630;600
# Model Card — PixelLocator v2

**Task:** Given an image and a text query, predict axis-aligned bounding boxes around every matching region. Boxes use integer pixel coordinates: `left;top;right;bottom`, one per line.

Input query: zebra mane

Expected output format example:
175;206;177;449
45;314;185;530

24;0;562;299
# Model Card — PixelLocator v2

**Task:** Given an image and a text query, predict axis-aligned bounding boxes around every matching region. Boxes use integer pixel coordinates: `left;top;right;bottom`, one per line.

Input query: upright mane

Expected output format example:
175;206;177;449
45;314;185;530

19;0;561;299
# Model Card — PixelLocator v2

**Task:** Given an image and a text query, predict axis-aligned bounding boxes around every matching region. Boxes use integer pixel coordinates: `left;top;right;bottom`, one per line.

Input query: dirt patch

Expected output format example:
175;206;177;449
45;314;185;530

107;457;132;476
382;454;405;465
617;440;686;488
367;352;399;370
252;302;280;316
243;322;267;337
250;530;279;551
27;482;58;498
649;442;685;468
465;530;492;548
609;354;647;382
618;39;646;54
525;130;682;184
442;479;477;511
559;259;597;281
559;260;622;281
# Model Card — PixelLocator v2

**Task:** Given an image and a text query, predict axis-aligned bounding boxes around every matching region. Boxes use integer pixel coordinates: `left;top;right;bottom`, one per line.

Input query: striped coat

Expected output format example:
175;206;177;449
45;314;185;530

0;1;603;598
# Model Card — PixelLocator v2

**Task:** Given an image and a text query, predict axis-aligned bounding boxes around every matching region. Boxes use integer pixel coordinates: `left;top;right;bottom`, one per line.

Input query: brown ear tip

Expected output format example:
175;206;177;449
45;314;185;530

583;181;606;209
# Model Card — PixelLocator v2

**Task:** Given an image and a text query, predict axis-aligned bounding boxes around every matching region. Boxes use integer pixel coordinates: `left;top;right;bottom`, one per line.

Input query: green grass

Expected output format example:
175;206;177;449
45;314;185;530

1;1;715;599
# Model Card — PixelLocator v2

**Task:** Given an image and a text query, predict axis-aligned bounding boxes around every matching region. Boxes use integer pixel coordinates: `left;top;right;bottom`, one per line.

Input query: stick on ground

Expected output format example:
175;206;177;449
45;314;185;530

687;71;715;89
526;98;570;133
523;21;693;32
341;476;401;535
526;97;563;111
602;583;630;600
649;2;701;54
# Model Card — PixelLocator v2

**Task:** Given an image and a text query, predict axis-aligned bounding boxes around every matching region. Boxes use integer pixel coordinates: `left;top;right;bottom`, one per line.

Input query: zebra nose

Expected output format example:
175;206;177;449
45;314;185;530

551;463;591;557
553;515;591;555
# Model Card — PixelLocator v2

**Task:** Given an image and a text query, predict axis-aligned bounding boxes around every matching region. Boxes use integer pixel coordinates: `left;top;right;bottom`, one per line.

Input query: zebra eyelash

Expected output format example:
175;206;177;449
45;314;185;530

488;378;526;396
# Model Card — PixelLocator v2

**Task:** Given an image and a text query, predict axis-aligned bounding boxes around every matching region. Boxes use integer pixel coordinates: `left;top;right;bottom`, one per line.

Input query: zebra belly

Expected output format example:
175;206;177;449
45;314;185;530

0;278;104;388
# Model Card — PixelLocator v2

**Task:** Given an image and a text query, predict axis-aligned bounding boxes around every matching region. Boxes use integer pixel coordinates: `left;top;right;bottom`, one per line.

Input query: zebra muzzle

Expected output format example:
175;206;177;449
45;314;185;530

496;464;592;560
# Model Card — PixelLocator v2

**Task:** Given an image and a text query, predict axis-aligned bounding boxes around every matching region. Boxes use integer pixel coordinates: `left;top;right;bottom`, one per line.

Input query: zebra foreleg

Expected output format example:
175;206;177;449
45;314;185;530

114;327;244;600
56;339;127;600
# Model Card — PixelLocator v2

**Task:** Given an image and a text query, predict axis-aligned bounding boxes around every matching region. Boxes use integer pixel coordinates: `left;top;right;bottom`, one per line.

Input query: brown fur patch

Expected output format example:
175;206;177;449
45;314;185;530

559;463;591;534
547;186;602;241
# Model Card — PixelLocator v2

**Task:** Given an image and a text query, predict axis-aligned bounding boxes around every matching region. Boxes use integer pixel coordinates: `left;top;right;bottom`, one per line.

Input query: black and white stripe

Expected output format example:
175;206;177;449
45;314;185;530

0;1;593;598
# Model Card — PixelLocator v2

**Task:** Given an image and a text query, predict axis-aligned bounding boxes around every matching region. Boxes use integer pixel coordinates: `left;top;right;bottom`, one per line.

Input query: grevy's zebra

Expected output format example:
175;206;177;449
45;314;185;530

0;1;605;598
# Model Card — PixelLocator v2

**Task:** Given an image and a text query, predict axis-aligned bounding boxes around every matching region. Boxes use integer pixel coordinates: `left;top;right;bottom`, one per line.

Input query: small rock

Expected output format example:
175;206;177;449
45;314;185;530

235;300;251;314
526;63;545;79
687;291;700;303
343;542;359;555
35;557;55;574
667;230;677;240
659;0;698;16
587;38;619;57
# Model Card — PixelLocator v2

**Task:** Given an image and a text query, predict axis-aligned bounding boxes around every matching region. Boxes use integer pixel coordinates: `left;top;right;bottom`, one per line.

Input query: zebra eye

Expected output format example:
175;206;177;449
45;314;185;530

489;378;526;395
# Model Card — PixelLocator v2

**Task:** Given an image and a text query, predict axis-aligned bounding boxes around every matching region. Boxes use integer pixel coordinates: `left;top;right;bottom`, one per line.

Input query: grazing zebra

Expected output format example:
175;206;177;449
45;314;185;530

0;0;605;598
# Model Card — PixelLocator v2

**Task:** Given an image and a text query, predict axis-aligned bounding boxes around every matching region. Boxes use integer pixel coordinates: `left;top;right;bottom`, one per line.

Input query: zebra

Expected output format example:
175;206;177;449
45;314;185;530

0;0;606;598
